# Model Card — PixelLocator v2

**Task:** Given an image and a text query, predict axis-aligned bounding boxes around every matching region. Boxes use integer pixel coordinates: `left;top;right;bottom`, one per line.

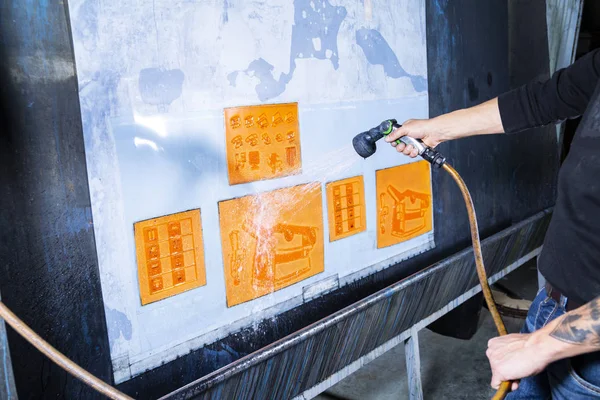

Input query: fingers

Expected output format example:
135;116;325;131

490;379;518;392
491;376;518;391
395;144;418;158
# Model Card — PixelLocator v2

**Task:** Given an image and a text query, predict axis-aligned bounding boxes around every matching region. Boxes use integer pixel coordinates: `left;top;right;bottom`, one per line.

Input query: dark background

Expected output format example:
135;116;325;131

562;0;600;160
1;0;593;398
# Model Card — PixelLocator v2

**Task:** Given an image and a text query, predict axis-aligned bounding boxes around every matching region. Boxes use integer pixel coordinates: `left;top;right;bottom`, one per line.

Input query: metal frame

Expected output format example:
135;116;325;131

296;247;541;400
161;209;551;400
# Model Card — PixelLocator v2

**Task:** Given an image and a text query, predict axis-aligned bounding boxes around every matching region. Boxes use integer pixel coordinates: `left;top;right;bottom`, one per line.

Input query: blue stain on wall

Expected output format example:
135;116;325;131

73;0;99;50
228;1;426;101
105;307;133;346
138;68;185;107
356;28;427;92
228;0;347;101
227;71;238;86
222;0;229;23
288;0;347;70
241;58;288;102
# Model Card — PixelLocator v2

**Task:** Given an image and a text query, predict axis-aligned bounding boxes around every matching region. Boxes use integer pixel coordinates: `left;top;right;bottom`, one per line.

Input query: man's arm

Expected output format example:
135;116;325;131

385;49;600;157
550;297;600;346
500;49;600;133
384;98;503;157
487;296;600;390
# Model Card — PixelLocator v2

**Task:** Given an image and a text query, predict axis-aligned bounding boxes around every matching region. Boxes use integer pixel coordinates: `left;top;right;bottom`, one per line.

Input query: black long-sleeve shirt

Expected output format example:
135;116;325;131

498;49;600;305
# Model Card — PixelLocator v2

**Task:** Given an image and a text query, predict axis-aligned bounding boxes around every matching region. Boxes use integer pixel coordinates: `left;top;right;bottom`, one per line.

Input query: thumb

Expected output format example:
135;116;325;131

384;125;408;143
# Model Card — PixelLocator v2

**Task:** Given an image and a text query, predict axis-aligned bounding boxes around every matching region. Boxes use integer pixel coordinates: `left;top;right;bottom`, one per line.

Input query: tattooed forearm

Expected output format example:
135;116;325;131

550;296;600;346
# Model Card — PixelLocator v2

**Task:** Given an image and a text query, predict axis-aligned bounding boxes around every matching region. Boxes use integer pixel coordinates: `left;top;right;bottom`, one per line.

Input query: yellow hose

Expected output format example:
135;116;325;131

443;163;511;400
0;301;133;400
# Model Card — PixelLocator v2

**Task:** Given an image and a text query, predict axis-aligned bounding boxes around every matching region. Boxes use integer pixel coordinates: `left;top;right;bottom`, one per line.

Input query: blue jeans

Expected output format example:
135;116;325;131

506;289;600;399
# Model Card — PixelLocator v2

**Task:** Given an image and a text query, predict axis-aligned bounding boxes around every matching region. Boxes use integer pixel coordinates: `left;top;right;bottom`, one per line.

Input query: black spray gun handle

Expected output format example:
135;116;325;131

380;119;446;168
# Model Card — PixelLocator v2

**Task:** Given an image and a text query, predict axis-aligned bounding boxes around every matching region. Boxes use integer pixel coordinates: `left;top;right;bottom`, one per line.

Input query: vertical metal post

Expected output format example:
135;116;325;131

404;329;423;400
0;293;17;399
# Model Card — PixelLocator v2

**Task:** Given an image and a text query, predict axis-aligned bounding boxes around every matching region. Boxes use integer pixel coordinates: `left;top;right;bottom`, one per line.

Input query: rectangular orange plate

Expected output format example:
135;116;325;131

224;103;301;185
376;161;433;248
134;209;207;305
218;183;324;307
326;176;367;241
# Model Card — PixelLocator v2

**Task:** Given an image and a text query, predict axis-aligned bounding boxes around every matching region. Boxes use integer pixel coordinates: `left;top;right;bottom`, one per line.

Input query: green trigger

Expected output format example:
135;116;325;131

381;120;400;145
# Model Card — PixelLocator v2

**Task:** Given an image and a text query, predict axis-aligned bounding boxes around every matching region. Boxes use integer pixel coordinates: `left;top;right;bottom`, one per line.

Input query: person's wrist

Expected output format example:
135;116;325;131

525;325;572;364
428;115;456;143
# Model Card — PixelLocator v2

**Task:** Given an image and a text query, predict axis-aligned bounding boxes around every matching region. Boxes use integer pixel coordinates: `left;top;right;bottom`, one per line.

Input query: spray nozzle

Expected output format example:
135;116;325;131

352;119;446;168
352;119;396;158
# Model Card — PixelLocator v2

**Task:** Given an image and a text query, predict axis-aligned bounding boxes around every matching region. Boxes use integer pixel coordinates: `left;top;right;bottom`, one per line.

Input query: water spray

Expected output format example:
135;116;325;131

353;120;511;400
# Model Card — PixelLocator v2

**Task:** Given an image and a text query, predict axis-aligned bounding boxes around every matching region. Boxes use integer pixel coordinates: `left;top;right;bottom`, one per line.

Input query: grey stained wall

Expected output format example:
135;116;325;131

0;0;557;399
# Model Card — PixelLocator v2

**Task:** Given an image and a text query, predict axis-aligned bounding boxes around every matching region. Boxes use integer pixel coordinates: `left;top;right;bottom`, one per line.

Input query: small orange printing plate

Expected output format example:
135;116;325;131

134;209;207;305
224;103;301;185
218;183;324;307
376;161;433;249
326;176;367;241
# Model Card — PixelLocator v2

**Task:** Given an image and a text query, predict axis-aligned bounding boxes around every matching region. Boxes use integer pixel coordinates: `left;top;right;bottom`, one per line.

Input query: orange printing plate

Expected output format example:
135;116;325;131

218;183;324;307
224;103;301;185
134;209;207;305
376;161;432;249
326;176;366;241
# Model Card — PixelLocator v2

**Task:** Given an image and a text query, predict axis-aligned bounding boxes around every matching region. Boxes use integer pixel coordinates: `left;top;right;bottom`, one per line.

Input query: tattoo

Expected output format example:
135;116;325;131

551;296;600;346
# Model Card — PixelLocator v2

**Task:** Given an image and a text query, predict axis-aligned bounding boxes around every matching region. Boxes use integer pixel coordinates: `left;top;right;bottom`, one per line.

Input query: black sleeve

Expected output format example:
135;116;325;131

498;49;600;133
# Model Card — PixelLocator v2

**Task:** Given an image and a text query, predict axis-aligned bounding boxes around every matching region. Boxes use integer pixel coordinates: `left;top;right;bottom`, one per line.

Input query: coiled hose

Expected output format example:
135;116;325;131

0;163;511;400
443;163;512;400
